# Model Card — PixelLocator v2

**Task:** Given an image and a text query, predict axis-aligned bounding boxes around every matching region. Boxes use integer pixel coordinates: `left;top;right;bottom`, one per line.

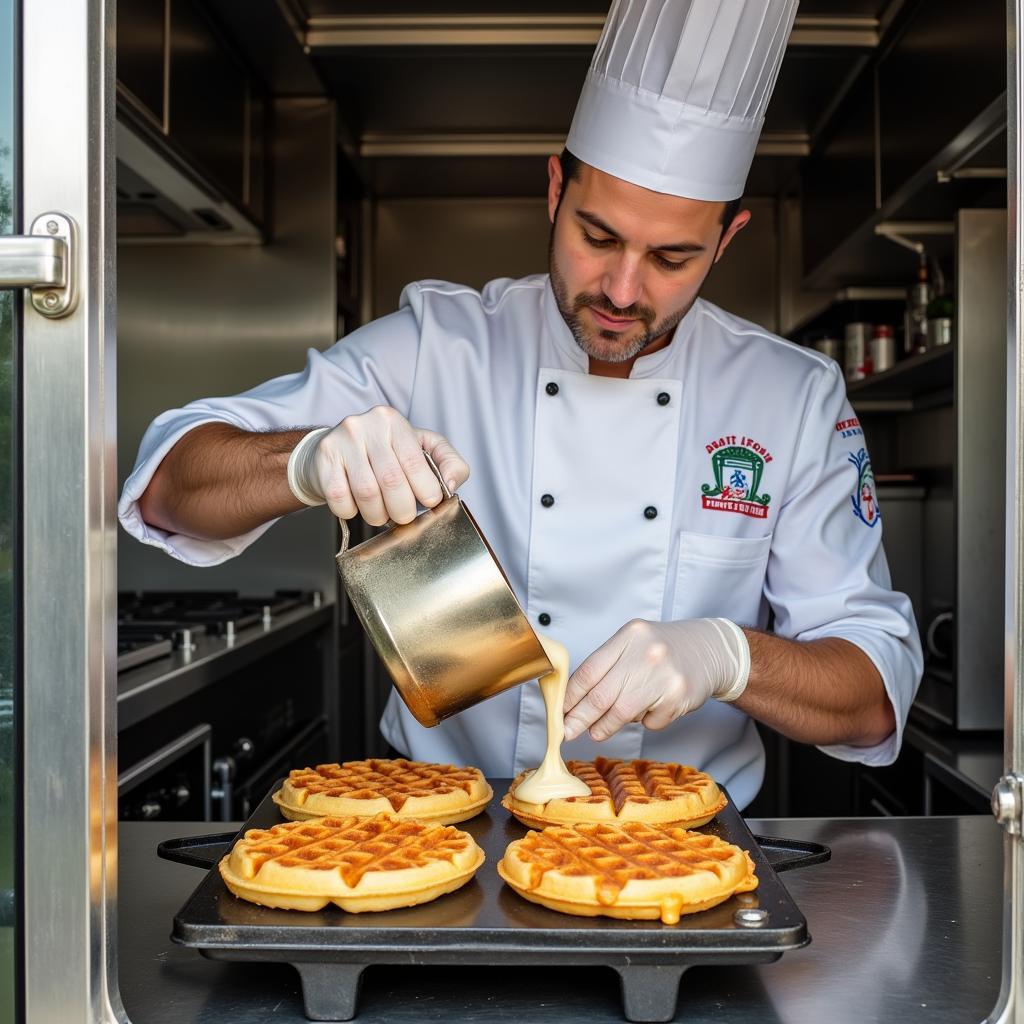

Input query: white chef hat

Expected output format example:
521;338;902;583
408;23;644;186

565;0;799;202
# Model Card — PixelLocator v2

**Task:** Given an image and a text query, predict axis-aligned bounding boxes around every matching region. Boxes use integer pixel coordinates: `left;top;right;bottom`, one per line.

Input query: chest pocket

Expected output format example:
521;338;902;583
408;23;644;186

671;531;772;626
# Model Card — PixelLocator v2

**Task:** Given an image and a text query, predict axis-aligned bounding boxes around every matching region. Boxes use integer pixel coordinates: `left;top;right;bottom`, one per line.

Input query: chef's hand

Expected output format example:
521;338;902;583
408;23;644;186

288;406;469;526
562;618;751;742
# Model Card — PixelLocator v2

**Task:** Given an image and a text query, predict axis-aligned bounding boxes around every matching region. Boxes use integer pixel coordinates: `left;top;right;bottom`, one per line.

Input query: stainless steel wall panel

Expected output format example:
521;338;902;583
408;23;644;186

372;195;780;333
372;197;550;315
955;208;1007;730
117;98;339;599
701;198;780;335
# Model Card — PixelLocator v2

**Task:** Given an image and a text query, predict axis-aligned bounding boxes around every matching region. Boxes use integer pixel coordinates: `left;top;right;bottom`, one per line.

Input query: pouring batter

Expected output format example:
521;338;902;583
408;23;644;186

512;634;590;803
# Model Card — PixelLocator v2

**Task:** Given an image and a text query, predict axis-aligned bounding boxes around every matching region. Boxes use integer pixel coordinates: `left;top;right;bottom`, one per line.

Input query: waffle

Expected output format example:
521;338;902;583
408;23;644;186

502;757;727;829
497;821;757;924
219;813;485;912
272;758;492;825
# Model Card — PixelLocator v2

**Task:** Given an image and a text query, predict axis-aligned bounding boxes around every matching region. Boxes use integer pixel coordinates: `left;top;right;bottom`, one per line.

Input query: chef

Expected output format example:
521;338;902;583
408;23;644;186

119;0;922;809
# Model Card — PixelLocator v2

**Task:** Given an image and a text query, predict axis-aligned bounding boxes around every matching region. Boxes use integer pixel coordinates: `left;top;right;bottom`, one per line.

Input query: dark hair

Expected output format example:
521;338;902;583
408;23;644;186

558;147;742;228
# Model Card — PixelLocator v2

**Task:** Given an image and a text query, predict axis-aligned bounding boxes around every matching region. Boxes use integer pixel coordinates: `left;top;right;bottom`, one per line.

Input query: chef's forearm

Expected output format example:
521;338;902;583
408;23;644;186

733;631;895;748
138;423;307;540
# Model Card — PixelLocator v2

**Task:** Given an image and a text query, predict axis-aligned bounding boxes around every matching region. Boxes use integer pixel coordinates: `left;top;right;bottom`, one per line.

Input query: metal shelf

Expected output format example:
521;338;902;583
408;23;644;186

785;286;906;341
848;344;954;412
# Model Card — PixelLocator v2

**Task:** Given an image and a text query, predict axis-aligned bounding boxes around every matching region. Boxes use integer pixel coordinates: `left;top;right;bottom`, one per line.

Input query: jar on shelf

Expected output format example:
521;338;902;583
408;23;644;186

810;334;842;364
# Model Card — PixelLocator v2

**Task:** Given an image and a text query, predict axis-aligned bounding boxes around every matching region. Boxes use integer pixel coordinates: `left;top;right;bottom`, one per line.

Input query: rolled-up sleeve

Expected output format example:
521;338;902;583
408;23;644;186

764;360;923;766
117;308;421;566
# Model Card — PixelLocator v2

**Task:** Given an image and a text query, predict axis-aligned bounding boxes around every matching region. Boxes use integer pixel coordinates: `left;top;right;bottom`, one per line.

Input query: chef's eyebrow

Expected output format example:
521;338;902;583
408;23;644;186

575;209;706;254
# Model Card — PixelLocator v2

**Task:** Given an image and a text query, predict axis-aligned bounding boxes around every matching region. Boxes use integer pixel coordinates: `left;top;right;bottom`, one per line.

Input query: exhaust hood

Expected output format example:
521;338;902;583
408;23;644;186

116;115;263;245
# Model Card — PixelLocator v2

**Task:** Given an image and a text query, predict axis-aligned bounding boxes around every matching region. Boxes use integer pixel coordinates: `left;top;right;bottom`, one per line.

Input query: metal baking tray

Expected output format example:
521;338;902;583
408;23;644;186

162;780;829;1023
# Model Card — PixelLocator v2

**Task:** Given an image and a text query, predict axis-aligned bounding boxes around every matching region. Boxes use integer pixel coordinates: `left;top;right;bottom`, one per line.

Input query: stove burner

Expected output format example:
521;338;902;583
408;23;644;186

117;590;315;672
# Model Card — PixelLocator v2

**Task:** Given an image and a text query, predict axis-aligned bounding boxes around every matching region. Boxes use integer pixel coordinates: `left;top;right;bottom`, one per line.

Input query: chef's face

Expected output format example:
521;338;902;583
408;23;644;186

547;155;750;365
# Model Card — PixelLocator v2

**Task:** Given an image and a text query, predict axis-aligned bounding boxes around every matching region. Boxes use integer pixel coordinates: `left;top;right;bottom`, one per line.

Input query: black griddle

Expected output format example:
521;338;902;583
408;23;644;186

162;781;829;1022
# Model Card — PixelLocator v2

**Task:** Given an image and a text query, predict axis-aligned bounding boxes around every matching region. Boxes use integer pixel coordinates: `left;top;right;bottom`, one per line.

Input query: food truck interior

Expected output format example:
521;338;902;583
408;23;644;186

4;1;1024;1022
113;0;1007;823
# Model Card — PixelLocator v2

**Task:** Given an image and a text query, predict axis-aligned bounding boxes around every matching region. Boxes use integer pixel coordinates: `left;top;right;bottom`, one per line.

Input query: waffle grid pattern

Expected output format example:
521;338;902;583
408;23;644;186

239;814;472;889
515;822;743;905
566;758;715;813
287;759;484;812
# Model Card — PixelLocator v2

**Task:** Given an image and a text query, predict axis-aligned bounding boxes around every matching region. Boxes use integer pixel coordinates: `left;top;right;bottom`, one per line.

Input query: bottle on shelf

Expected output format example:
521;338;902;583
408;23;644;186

844;322;872;381
870;324;896;373
926;263;954;349
904;253;931;357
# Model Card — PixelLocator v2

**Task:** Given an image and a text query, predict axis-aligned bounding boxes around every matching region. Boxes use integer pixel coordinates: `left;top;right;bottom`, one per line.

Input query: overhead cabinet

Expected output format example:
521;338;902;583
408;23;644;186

116;0;267;230
800;0;1005;284
877;0;1005;204
800;77;877;276
169;0;250;209
117;0;166;128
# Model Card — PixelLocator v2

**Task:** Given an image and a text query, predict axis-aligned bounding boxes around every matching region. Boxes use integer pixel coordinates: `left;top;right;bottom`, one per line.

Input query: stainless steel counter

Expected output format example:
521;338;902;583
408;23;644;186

118;815;1003;1022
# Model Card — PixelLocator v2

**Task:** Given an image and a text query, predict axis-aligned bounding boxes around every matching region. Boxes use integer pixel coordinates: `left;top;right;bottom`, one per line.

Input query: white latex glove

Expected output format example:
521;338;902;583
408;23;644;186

286;405;469;526
562;618;750;742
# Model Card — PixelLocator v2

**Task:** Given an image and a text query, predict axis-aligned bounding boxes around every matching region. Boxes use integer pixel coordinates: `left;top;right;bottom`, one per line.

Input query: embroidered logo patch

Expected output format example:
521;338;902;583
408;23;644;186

849;448;880;527
835;417;863;439
701;436;772;520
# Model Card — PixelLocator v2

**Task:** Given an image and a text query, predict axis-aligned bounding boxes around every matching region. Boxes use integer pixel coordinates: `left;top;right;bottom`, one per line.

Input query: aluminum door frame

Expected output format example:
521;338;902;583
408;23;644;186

991;2;1024;1020
21;1;123;1022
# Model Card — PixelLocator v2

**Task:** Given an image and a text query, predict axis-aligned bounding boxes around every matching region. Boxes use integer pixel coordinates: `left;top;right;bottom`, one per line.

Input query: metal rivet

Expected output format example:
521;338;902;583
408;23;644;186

538;612;551;626
734;907;768;928
42;292;59;308
657;392;671;406
541;494;554;508
46;220;59;235
644;506;658;520
545;382;559;396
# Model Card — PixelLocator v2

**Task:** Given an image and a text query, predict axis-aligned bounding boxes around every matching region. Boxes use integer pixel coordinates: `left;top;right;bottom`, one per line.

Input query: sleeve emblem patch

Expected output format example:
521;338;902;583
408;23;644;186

849;448;880;527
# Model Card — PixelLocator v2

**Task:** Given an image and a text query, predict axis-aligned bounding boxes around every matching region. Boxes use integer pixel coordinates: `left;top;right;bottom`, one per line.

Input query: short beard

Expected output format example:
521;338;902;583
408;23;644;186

548;228;697;365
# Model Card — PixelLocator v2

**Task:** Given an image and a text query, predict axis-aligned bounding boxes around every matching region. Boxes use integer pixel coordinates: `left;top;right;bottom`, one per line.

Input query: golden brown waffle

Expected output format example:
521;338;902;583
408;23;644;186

272;758;492;825
497;821;756;924
502;757;727;829
219;813;485;912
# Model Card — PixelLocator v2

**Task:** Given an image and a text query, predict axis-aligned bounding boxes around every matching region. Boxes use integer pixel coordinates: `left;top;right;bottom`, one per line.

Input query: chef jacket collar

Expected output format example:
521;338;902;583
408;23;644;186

542;276;699;379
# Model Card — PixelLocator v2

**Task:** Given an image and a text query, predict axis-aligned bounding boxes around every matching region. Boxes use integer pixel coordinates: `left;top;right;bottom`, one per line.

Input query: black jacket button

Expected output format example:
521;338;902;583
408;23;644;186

644;506;658;520
541;494;555;507
546;382;559;396
657;392;671;406
538;612;552;626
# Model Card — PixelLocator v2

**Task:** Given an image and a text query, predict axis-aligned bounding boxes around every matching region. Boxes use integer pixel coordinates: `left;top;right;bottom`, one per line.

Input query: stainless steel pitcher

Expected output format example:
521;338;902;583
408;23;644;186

335;456;552;727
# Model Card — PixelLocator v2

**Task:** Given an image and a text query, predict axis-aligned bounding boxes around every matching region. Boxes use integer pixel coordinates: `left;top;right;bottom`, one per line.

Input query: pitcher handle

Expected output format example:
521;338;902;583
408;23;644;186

422;448;454;500
336;448;453;558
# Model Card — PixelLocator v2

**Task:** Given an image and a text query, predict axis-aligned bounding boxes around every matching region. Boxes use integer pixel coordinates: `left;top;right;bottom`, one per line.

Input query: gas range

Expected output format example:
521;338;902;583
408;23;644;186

116;588;335;822
116;590;321;673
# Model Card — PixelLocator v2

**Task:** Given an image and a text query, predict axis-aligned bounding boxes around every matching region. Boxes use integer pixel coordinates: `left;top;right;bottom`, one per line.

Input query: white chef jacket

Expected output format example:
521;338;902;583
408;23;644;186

119;274;922;808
